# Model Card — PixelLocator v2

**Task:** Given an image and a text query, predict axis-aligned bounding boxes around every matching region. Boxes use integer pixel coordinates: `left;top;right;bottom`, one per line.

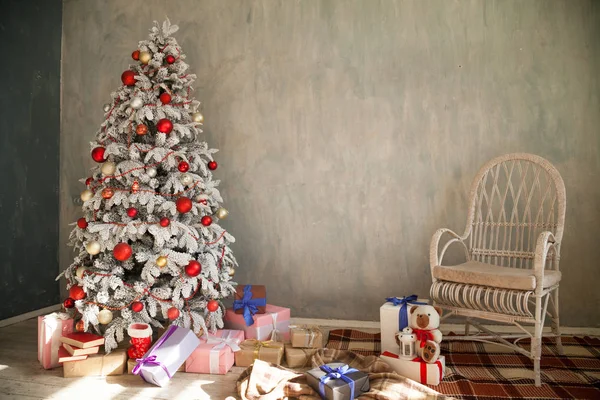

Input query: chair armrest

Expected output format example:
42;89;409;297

533;231;559;278
430;228;470;270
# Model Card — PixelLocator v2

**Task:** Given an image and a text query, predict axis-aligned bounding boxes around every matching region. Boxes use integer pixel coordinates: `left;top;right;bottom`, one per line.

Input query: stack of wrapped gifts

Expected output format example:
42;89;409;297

60;332;128;377
378;295;445;385
223;284;291;367
285;325;323;368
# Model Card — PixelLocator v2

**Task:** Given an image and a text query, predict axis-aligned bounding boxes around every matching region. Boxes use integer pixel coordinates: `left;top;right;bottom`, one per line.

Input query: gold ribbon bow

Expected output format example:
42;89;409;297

242;339;282;359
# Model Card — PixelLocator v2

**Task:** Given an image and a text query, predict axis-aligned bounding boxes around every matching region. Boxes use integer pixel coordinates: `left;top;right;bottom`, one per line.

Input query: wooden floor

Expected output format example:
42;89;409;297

0;318;244;399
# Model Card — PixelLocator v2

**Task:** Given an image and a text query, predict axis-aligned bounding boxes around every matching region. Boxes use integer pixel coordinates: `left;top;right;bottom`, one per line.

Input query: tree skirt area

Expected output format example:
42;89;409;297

325;329;600;399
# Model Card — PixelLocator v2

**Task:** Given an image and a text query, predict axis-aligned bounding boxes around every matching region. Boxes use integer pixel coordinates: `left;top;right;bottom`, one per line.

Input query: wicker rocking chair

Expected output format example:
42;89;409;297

429;153;566;386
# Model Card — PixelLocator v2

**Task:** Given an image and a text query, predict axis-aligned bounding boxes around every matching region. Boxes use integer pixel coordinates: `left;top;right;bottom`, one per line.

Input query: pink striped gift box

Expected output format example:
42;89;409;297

185;329;244;374
38;313;74;369
224;304;290;342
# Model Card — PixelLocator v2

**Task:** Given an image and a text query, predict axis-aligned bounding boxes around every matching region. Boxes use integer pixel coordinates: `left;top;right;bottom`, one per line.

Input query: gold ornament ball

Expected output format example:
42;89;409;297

228;268;235;277
85;241;101;255
146;167;157;178
192;112;204;123
156;256;168;267
139;51;152;64
216;207;229;220
81;189;93;202
98;309;113;325
101;161;116;176
76;266;86;279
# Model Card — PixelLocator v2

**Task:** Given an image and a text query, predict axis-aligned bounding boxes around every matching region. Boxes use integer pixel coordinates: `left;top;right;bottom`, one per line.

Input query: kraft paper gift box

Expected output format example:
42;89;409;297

225;304;290;341
380;295;428;354
63;350;127;377
132;325;200;387
185;329;244;374
305;362;370;400
38;313;74;369
290;325;323;349
285;346;318;368
380;351;445;385
234;339;284;367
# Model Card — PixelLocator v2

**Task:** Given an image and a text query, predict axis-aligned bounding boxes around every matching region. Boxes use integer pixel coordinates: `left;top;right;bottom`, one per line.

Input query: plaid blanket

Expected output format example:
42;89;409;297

326;329;600;399
236;348;449;399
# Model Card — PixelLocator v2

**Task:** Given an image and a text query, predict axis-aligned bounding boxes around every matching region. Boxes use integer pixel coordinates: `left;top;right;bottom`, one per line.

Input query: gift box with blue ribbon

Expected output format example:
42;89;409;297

305;362;370;400
380;295;428;354
233;285;267;326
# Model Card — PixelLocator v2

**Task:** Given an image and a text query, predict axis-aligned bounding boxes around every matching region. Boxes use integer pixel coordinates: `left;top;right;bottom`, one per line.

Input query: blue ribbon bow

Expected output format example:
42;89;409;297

233;286;267;326
319;364;359;399
385;295;427;331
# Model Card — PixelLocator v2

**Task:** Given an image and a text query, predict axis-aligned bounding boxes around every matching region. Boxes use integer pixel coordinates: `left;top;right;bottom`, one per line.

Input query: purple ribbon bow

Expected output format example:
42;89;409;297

319;364;358;398
132;324;177;382
233;286;267;326
385;295;426;331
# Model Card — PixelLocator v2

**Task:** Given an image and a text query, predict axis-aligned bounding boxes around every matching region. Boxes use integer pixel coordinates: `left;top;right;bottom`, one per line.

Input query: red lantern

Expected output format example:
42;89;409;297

91;147;107;163
207;161;218;170
69;285;86;300
207;300;219;312
178;161;189;172
176;197;193;213
127;207;138;218
131;301;144;313
185;260;201;277
156;118;173;134
77;218;88;229
113;243;132;261
132;50;140;60
167;307;180;320
159;92;171;104
159;217;170;227
166;55;176;64
201;216;213;227
121;70;136;86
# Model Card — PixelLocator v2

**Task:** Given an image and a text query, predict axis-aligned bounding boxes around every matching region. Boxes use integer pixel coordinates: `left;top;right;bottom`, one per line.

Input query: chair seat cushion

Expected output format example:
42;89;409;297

432;261;561;291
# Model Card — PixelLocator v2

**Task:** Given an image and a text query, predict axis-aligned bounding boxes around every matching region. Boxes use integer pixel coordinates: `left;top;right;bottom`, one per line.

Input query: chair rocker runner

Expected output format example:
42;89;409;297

429;153;566;387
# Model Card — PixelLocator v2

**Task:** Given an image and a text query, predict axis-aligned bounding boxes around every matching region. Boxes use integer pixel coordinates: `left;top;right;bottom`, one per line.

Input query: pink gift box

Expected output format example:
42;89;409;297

38;313;74;369
185;329;244;374
224;304;290;342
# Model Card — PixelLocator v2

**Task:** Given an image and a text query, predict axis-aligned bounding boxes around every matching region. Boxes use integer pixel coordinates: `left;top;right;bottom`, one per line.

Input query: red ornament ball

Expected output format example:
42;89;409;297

167;307;180;320
77;218;88;229
185;260;201;277
159;92;171;104
132;50;140;60
63;297;75;309
126;207;138;218
178;161;189;172
207;300;219;312
207;161;218;171
85;177;93;186
91;147;106;163
113;243;133;261
121;70;136;86
159;217;170;227
201;215;213;227
156;118;173;134
131;301;144;313
101;188;114;199
69;285;86;300
166;55;176;64
176;197;193;213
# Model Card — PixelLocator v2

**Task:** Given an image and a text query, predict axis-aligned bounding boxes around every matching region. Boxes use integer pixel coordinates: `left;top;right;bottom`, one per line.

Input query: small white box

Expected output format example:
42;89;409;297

379;297;428;354
380;351;445;385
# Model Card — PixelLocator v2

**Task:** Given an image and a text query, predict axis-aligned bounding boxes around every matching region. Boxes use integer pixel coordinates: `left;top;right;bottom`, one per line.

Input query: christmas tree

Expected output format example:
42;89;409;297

57;20;238;353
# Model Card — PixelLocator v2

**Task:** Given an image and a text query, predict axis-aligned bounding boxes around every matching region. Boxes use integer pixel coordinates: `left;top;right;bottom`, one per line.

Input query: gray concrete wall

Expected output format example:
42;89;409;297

61;0;600;326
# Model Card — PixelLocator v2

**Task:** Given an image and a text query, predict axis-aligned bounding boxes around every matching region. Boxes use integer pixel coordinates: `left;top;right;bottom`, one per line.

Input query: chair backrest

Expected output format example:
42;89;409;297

465;153;566;269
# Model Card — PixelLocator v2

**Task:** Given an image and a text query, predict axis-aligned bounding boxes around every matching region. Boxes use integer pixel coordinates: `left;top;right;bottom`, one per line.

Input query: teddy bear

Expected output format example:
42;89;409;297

409;305;443;363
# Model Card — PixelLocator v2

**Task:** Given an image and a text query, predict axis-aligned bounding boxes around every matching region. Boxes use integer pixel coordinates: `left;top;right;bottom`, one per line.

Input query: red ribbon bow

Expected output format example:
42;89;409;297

413;329;434;348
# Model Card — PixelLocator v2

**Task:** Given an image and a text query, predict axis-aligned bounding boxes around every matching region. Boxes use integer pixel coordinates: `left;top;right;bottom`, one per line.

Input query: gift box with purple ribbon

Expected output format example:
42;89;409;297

232;285;267;325
185;329;244;374
225;304;290;341
380;295;428;354
132;325;200;387
305;362;370;400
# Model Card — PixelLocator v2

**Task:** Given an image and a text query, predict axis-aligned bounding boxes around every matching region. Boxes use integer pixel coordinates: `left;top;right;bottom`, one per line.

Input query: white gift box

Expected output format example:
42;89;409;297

132;325;200;387
380;351;445;385
379;296;428;354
